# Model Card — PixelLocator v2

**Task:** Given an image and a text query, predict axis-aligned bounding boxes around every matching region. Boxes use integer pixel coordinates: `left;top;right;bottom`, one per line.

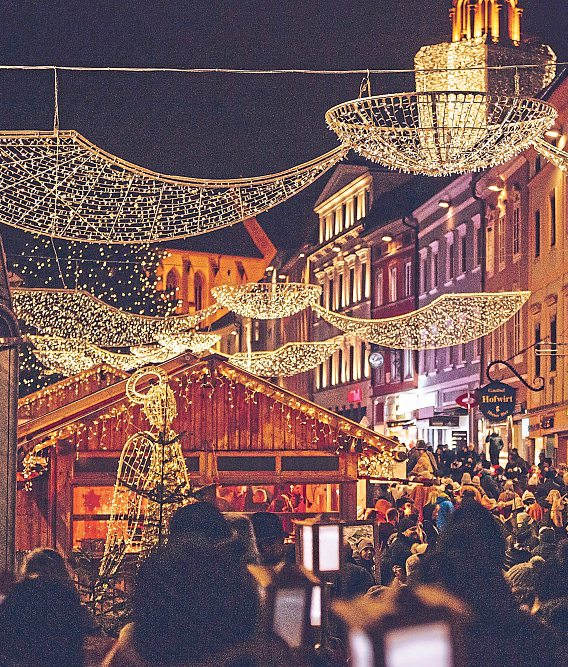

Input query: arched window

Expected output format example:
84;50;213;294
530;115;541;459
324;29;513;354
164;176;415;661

194;272;204;311
165;268;180;303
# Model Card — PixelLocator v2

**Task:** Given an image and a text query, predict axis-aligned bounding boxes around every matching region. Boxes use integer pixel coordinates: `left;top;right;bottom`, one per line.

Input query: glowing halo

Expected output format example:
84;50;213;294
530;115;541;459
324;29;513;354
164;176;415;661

211;282;322;319
13;287;219;347
325;92;556;176
230;338;342;377
0;130;345;243
314;292;530;349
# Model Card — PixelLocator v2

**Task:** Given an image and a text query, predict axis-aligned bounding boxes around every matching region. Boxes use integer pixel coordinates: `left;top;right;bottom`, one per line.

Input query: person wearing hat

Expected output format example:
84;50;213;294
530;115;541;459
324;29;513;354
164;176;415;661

249;512;287;566
409;440;435;478
531;527;557;561
354;538;375;578
505;556;545;609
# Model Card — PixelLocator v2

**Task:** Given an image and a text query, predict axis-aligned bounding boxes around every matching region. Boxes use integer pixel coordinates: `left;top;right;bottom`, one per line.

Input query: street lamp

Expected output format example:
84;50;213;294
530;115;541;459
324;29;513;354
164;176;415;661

249;562;321;649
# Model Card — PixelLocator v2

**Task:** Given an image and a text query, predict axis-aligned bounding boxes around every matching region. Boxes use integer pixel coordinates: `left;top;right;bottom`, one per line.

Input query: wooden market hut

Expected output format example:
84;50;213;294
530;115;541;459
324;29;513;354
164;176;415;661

16;354;396;559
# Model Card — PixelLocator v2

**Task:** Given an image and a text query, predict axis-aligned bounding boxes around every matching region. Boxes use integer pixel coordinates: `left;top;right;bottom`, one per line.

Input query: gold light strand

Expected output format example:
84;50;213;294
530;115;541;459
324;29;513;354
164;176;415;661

357;449;396;479
326;92;556;176
0;130;345;243
229;338;342;377
212;282;321;319
314;291;530;349
533;135;568;172
13;287;219;346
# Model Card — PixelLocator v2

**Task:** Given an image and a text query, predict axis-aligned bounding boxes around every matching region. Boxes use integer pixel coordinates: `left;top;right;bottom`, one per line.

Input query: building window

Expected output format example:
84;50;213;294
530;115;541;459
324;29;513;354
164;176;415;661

328;277;334;310
338;273;344;309
391;350;401;381
550;190;556;247
325;214;333;240
388;265;397;302
512;203;521;257
513;311;522;356
420;254;428;294
446;239;454;280
474;225;482;268
535;155;542;174
404;262;412;298
431;251;439;290
334;207;342;236
193;271;204;311
535;210;541;258
460;233;467;274
460;342;467;364
351;344;357;380
361;261;367;300
403;348;413;379
253;319;260;342
535;323;541;378
376;271;384;307
486;224;494;276
550;315;557;373
350;265;356;304
498;216;506;268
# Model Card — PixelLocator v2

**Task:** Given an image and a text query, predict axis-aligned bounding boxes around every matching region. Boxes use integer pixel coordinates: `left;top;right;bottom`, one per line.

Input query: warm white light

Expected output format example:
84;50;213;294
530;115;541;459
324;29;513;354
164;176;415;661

212;282;321;319
318;525;341;572
332;245;341;253
438;199;451;209
381;235;393;242
487;184;504;192
0;131;345;244
545;129;561;139
315;291;530;349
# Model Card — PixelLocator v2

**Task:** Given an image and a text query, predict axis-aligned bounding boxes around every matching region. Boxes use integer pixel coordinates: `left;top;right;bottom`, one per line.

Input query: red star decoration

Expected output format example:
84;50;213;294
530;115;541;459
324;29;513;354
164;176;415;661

83;489;102;512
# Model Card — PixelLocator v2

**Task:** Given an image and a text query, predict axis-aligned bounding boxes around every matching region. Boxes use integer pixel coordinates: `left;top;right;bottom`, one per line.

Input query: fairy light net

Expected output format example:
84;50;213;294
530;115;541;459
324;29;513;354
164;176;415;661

13;287;219;347
325;92;557;176
533;136;568;172
0;131;345;243
314;291;530;349
212;282;322;319
230;338;342;377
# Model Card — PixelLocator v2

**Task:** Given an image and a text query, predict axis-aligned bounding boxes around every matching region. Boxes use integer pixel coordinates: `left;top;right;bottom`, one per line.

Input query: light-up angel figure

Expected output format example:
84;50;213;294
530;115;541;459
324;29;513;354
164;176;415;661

98;366;192;586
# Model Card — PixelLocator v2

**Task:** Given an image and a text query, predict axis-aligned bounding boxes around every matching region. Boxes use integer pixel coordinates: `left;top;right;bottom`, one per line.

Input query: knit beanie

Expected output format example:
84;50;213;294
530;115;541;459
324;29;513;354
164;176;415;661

472;475;481;487
506;556;545;591
461;473;472;486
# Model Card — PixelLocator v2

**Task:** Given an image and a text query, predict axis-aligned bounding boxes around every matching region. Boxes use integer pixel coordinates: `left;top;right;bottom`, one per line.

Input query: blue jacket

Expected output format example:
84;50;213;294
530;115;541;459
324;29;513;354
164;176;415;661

436;496;454;532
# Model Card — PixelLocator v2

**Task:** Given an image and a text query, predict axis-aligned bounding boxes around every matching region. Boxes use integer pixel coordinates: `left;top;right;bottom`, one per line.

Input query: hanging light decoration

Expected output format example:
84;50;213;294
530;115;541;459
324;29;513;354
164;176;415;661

325;92;556;176
13;287;219;346
29;330;220;377
532;135;568;172
212;282;322;319
0;131;345;243
314;291;530;349
229;338;342;377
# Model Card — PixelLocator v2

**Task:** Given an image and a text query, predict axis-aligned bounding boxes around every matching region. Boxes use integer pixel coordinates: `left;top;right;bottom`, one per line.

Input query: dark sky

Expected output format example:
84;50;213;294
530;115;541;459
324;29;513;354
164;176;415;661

0;0;566;250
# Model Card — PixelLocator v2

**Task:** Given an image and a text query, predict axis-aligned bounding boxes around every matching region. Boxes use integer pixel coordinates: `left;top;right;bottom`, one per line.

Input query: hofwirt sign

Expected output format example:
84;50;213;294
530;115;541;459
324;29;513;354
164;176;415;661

477;381;517;422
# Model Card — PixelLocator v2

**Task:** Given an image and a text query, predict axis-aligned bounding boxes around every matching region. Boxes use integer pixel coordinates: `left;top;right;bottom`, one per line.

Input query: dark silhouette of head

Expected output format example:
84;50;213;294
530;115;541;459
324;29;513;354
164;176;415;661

169;501;232;543
250;512;287;565
0;577;87;667
20;548;71;584
132;538;259;665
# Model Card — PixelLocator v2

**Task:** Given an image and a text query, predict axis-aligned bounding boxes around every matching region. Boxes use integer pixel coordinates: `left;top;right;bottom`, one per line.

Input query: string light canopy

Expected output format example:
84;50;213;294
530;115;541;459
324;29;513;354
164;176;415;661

13;287;219;347
29;331;220;377
229;338;342;377
533;135;568;172
314;291;530;349
212;282;322;319
325;92;557;176
0;130;345;244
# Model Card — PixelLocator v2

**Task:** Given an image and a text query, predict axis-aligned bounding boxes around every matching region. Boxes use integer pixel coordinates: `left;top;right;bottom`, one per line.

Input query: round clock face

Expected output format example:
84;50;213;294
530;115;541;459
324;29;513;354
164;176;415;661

369;351;384;368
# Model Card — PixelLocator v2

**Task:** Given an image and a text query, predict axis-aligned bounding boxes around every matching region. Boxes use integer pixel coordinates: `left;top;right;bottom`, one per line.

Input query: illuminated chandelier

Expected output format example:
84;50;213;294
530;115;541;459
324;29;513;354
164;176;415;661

211;282;322;319
30;331;220;376
229;338;342;377
13;287;219;347
326;92;557;176
314;291;530;349
533;135;568;172
0;131;345;244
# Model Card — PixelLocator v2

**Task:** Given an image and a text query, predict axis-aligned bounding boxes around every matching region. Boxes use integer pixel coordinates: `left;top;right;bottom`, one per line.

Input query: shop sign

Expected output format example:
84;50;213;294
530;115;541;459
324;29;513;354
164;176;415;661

477;381;517;422
369;351;384;368
429;415;460;427
348;388;362;403
456;392;478;409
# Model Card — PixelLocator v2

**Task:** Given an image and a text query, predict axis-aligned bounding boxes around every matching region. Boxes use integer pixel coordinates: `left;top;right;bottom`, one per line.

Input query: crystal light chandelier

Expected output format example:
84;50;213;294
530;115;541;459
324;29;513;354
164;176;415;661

212;282;322;319
314;291;530;349
13;287;219;347
229;338;342;377
325;92;557;176
0;131;345;244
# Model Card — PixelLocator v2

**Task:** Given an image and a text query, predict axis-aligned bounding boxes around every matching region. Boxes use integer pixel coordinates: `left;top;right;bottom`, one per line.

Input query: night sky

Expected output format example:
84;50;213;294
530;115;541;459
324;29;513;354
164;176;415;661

0;0;567;250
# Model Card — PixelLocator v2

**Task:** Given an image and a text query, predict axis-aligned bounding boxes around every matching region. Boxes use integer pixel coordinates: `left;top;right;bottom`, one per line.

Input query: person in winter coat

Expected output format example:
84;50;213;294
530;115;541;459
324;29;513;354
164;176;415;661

487;431;504;466
478;467;500;500
435;491;455;533
531;527;557;561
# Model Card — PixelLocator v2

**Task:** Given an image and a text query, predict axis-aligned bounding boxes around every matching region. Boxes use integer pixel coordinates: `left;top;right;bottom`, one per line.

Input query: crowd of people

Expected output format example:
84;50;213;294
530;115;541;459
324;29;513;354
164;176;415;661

0;441;567;666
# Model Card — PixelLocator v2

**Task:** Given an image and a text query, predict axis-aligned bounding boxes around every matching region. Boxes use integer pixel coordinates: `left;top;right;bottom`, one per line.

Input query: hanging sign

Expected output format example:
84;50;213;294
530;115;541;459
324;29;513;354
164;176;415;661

456;392;478;409
476;381;517;422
